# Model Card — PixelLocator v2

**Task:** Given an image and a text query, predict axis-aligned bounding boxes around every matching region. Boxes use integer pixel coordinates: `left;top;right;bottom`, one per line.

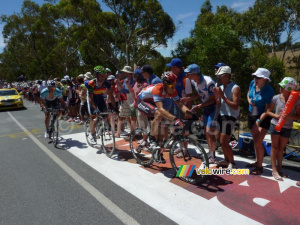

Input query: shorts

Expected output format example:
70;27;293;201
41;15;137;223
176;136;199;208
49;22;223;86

248;114;272;130
269;124;292;138
130;106;136;117
80;102;88;117
217;115;237;136
68;98;76;106
87;95;107;116
203;108;216;128
119;101;130;117
108;102;119;113
137;98;156;118
45;99;60;110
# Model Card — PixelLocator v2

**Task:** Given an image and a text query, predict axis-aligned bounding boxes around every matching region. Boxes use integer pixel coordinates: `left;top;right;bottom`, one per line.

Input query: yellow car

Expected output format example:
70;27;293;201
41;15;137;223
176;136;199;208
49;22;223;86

0;88;24;110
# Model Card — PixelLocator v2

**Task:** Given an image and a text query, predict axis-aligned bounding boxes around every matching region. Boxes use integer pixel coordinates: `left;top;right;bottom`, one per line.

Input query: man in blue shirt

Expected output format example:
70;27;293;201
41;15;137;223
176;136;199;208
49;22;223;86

166;58;193;118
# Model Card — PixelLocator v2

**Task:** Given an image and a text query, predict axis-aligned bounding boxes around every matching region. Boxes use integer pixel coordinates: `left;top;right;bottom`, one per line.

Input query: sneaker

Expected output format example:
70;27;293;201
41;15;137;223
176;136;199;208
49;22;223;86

217;160;229;167
149;140;160;150
44;131;49;138
88;134;97;145
78;121;84;125
67;118;73;122
160;154;166;164
227;163;237;169
173;148;181;155
209;157;217;164
176;151;188;158
139;139;147;146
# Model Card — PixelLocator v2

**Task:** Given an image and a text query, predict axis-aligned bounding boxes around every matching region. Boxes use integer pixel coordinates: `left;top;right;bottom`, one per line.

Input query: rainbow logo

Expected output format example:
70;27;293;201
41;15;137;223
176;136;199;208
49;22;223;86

176;165;196;177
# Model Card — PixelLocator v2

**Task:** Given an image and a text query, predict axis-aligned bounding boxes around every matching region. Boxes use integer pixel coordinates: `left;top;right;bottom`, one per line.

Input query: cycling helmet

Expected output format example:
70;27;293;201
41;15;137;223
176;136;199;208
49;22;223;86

47;80;56;87
162;72;177;85
94;65;106;74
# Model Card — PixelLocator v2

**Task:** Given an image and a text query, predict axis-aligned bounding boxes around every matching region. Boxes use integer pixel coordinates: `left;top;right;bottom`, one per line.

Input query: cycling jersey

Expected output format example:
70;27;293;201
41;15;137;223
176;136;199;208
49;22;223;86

138;83;179;117
139;83;180;103
85;78;111;114
40;88;62;108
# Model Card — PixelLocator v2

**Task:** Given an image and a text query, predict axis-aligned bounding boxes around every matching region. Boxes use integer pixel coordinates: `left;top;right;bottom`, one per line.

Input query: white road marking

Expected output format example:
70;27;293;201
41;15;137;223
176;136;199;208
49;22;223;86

61;132;261;225
7;112;140;225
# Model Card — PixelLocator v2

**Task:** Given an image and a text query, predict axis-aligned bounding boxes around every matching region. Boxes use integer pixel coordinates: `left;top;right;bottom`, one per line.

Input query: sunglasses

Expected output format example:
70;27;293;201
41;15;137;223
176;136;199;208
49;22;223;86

166;84;176;88
253;76;263;80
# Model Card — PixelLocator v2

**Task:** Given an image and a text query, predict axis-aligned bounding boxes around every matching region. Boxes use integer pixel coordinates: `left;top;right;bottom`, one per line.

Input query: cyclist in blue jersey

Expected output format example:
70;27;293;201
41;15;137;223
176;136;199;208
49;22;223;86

40;80;66;138
85;65;116;145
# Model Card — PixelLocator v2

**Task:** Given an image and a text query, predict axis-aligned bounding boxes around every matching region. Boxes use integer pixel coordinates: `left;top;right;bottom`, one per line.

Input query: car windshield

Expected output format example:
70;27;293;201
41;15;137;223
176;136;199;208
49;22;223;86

0;90;18;96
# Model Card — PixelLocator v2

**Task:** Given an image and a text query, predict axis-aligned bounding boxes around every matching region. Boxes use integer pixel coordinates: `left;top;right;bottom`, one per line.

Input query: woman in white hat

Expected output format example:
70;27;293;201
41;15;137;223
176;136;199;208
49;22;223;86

261;77;300;180
246;68;274;175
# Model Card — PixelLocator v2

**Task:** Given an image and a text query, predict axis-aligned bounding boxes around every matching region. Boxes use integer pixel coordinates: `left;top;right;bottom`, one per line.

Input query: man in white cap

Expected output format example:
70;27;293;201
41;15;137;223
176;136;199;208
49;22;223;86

213;66;241;169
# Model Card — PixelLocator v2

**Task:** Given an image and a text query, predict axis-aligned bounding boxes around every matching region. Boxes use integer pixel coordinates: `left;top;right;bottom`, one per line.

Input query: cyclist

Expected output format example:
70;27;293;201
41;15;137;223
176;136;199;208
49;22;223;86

85;65;116;145
40;80;66;138
137;72;193;162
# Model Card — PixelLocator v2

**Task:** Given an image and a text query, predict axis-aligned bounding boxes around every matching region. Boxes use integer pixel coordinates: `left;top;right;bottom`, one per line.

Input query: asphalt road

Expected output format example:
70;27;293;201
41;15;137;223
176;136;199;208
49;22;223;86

0;101;175;225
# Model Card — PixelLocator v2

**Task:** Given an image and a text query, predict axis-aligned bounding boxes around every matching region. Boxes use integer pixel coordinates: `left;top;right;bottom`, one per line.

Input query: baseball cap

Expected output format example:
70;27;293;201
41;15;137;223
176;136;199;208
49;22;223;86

215;66;231;76
134;69;144;79
252;68;271;81
184;64;200;74
214;62;227;69
166;58;182;67
107;75;116;81
141;65;153;75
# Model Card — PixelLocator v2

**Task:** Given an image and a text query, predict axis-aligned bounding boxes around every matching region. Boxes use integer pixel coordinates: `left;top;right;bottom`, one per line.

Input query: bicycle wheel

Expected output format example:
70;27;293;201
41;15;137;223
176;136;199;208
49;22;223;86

100;121;116;158
170;138;209;184
84;119;95;146
130;128;154;166
48;114;54;139
52;116;59;147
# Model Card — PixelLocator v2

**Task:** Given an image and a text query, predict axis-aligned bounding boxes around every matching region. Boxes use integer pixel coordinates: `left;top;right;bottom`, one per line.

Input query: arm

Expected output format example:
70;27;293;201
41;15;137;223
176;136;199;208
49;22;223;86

107;89;116;109
126;80;134;94
89;93;96;111
175;100;193;118
265;103;280;119
59;97;66;108
180;93;199;103
40;99;46;110
155;101;176;121
222;87;240;111
247;90;254;106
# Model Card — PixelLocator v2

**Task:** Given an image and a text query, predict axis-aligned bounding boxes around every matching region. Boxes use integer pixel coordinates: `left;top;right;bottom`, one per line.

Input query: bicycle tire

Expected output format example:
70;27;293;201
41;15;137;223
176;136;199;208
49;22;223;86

169;138;209;184
84;119;95;146
130;128;154;166
100;121;116;158
52;116;59;147
48;114;54;139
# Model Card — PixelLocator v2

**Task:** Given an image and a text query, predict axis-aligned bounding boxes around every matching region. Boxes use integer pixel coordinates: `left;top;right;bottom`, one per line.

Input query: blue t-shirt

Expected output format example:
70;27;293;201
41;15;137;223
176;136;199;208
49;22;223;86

40;88;62;101
248;80;274;115
147;74;162;85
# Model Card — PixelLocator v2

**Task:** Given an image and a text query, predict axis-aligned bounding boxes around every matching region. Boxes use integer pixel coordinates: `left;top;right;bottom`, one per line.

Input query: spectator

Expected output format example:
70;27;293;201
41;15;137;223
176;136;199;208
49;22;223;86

182;64;217;164
262;77;300;181
166;58;193;118
213;66;241;169
246;68;274;175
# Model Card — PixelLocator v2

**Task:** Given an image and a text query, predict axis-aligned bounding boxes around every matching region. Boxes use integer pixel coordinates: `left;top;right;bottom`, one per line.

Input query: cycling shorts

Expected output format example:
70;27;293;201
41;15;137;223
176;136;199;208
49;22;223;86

87;95;107;115
203;107;216;128
45;98;60;109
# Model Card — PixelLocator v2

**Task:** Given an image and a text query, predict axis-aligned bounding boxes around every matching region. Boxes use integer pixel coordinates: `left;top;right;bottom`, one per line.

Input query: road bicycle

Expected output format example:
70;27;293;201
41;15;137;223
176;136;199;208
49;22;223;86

84;112;116;158
130;120;209;184
47;107;60;147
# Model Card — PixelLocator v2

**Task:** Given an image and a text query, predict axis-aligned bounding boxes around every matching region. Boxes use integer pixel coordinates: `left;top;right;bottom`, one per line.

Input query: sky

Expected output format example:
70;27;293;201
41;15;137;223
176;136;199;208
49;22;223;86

0;0;260;57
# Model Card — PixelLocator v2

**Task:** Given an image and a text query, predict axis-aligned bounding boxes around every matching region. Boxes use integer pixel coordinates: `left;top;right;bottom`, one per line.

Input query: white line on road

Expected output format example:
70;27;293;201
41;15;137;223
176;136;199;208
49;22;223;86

7;112;140;225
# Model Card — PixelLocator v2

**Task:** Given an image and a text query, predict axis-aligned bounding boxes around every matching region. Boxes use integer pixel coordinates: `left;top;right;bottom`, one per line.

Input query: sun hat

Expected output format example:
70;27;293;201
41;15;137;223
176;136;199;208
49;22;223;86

252;68;271;81
84;72;93;80
64;75;70;80
120;66;134;73
279;77;298;91
166;58;182;67
215;66;231;76
184;64;200;74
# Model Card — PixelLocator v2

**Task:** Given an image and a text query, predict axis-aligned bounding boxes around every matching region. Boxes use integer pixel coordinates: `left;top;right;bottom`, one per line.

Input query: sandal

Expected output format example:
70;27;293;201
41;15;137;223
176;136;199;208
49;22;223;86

250;167;263;175
246;162;257;168
278;171;289;178
297;181;300;187
272;172;284;181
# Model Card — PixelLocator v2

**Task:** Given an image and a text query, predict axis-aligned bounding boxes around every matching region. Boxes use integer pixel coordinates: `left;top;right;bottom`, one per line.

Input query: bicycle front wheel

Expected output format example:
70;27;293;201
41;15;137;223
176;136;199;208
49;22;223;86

100;122;116;158
52;116;59;147
130;128;154;166
170;138;209;184
84;119;95;146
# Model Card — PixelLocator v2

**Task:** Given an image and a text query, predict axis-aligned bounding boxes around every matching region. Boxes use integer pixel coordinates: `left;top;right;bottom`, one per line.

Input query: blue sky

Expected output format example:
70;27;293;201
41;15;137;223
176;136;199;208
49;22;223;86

0;0;264;57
